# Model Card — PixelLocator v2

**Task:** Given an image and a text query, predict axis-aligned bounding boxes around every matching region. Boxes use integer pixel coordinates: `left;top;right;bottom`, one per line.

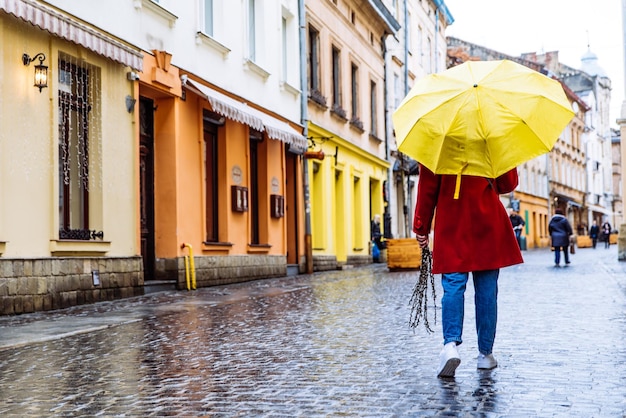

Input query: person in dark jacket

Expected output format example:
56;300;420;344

509;210;525;248
371;214;383;262
549;209;573;266
601;221;612;249
589;220;600;249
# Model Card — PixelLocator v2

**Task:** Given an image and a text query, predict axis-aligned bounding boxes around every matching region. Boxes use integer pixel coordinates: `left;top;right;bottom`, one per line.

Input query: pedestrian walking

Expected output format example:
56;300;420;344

371;214;383;262
509;210;525;248
413;165;523;378
589;220;599;249
602;221;612;249
548;209;573;266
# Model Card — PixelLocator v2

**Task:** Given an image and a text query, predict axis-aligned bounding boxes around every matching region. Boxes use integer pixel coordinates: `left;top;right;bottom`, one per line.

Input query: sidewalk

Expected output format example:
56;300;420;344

0;245;625;416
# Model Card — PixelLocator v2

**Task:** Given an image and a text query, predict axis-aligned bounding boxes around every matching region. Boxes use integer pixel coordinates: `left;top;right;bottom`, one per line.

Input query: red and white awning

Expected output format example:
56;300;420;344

0;0;143;71
182;76;307;153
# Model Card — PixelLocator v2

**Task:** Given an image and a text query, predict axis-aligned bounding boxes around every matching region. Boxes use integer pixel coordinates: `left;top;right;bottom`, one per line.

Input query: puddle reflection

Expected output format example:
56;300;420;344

437;372;498;416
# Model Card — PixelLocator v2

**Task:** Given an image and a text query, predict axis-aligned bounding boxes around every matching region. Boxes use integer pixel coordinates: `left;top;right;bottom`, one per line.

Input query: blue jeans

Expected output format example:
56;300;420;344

554;246;569;264
441;270;499;355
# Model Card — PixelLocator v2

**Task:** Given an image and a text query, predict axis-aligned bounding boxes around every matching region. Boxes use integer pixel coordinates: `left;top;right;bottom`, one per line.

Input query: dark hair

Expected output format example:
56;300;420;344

555;209;564;215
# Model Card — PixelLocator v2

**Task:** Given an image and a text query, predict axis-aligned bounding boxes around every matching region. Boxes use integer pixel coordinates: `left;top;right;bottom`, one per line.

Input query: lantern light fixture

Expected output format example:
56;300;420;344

22;52;48;92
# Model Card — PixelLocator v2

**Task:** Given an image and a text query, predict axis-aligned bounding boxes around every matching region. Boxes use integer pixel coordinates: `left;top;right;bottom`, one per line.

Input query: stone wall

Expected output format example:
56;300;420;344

0;257;143;316
312;255;338;272
346;255;371;267
156;255;289;289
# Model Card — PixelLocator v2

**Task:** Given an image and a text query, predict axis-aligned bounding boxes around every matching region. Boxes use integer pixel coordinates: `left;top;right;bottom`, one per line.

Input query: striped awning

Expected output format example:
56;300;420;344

182;76;307;153
0;0;143;71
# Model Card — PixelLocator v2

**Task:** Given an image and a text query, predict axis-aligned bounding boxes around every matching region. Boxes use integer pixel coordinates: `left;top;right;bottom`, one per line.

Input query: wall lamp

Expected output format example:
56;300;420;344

22;52;48;92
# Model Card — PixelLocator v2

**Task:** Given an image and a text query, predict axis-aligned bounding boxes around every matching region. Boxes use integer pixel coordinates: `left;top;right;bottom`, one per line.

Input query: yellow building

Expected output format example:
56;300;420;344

305;0;400;270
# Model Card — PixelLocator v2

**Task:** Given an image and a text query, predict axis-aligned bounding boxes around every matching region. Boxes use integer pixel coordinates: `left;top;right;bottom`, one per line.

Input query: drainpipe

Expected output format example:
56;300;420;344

382;32;394;240
434;8;440;73
403;0;409;96
402;0;410;237
298;0;313;274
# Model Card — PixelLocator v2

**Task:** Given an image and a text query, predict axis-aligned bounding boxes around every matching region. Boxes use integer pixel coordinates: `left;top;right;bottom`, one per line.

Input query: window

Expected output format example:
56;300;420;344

351;63;359;119
279;7;299;90
417;26;423;65
426;37;432;73
58;54;101;240
370;80;377;136
308;25;321;93
248;0;257;61
332;46;342;110
204;110;221;242
202;0;213;36
282;17;288;80
407;12;412;53
393;73;401;109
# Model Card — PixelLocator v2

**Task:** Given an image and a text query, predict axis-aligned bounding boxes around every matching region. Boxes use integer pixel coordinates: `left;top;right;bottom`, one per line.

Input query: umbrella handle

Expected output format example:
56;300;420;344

453;163;468;200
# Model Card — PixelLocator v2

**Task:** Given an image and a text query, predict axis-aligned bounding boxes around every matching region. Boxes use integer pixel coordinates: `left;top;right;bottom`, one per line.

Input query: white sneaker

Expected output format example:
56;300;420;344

437;342;461;378
477;353;498;370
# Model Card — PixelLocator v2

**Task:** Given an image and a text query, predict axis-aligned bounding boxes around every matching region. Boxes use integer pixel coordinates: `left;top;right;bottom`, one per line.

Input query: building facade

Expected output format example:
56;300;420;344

385;0;453;241
304;0;400;270
1;0;145;314
523;50;614;236
1;0;310;315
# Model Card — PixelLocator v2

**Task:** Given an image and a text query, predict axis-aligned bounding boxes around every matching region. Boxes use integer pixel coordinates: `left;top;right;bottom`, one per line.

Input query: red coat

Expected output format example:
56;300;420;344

413;165;523;274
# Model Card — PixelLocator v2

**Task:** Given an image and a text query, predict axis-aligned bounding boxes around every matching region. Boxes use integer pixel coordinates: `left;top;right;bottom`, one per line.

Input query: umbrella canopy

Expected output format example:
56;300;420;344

393;60;575;179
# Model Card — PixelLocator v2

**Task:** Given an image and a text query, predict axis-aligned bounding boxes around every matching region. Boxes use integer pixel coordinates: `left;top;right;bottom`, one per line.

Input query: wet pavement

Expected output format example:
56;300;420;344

1;246;626;416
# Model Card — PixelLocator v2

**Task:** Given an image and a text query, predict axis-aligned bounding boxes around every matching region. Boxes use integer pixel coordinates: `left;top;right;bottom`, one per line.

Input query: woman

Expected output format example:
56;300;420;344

413;165;523;378
602;221;612;249
549;209;573;265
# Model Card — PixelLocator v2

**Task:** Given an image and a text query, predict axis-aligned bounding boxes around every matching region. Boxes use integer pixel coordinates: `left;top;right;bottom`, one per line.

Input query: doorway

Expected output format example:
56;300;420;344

285;152;299;264
139;97;156;280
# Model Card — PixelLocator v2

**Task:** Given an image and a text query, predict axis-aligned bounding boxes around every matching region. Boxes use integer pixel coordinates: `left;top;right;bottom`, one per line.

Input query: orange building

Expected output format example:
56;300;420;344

137;52;307;290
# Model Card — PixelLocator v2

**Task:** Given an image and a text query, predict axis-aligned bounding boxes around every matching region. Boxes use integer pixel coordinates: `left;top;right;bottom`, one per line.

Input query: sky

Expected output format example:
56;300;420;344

443;0;624;129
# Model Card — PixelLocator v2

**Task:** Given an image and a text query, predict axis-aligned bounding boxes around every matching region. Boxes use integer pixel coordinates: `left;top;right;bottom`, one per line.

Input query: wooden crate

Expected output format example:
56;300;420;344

386;238;422;270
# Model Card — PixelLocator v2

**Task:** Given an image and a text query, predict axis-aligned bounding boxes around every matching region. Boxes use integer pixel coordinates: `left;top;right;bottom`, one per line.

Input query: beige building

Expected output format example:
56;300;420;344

524;51;614;238
545;88;588;236
305;0;399;270
0;1;144;314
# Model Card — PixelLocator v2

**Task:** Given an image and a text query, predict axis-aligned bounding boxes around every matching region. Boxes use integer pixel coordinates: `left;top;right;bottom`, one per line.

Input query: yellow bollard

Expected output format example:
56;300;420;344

181;243;197;290
184;255;190;291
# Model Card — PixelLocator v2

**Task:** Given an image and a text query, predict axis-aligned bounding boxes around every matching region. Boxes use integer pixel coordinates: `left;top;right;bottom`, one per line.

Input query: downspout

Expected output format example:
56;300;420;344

403;0;409;95
383;34;390;162
402;0;410;237
382;32;393;240
434;8;440;73
299;0;313;274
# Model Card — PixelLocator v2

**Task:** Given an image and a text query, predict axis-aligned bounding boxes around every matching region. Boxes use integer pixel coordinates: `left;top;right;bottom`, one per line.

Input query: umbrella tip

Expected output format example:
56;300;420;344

473;84;478;88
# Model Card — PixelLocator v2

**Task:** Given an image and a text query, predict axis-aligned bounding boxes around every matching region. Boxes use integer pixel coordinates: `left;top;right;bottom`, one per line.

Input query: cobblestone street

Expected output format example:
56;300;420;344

1;246;626;416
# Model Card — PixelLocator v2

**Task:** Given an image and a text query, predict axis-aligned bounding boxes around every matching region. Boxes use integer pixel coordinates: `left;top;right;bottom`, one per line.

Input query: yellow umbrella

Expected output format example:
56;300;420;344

393;60;575;181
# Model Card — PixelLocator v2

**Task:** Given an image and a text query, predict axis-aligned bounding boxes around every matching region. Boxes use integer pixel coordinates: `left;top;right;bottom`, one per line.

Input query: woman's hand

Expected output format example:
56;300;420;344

416;234;429;249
